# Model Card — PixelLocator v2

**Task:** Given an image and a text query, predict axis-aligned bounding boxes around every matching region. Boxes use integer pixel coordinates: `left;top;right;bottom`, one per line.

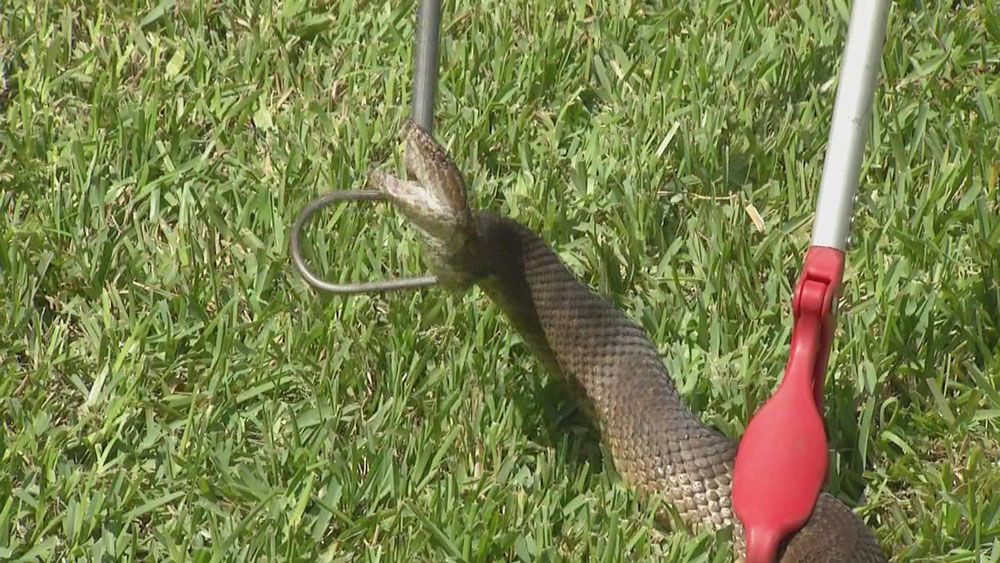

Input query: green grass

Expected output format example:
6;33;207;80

2;0;999;560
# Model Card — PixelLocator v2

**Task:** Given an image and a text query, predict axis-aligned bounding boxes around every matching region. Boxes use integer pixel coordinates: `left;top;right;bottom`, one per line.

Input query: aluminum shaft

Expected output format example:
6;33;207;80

810;0;891;250
411;0;442;133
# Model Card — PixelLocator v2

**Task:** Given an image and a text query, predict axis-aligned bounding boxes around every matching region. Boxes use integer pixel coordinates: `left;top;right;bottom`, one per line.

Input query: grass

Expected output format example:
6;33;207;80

2;0;999;560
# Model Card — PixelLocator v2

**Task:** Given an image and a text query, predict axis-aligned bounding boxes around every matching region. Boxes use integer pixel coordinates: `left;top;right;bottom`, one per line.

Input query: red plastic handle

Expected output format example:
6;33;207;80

732;246;845;563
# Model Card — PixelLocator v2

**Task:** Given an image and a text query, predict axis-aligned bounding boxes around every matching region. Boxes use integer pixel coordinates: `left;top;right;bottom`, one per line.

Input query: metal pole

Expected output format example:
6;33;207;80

809;0;892;251
411;0;442;134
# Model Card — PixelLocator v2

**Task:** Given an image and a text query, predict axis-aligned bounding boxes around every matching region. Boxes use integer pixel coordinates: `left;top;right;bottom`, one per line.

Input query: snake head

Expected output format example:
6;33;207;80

369;120;481;290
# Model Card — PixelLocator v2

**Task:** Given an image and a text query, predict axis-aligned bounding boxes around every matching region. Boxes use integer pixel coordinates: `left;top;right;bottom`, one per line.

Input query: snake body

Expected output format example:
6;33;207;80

372;122;886;561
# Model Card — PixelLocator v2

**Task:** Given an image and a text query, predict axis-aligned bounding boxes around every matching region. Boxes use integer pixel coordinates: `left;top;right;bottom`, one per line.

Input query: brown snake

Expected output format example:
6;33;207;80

367;121;886;562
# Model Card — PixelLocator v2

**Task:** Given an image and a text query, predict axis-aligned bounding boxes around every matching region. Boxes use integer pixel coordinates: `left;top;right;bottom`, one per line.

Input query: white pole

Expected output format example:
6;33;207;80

810;0;892;251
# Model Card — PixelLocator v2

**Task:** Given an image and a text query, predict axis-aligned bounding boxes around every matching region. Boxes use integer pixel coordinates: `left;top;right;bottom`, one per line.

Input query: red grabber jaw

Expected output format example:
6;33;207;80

731;1;892;562
732;247;845;561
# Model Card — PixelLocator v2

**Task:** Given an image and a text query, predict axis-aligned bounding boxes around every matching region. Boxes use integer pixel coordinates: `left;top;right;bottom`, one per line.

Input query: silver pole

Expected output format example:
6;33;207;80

411;0;442;134
810;0;892;251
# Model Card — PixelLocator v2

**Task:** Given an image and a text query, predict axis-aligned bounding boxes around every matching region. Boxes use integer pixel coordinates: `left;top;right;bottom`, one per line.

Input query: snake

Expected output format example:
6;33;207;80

364;121;887;562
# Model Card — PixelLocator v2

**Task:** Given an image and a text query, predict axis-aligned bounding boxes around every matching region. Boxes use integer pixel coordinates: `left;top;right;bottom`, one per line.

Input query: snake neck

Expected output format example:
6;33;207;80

469;211;738;533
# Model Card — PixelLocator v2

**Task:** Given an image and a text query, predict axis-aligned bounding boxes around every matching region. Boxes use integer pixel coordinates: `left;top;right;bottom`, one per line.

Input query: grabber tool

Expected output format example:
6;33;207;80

289;0;444;294
731;2;892;561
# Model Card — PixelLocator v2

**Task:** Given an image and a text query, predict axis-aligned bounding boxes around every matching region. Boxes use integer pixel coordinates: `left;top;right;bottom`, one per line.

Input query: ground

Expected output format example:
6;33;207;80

2;0;999;561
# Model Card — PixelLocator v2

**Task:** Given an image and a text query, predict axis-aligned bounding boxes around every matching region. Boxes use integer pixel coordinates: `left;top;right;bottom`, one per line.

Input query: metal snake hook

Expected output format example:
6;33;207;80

289;190;438;294
289;0;443;295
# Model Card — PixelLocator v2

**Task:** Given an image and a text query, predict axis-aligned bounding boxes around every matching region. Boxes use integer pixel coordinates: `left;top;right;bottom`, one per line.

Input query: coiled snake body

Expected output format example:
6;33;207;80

370;122;886;562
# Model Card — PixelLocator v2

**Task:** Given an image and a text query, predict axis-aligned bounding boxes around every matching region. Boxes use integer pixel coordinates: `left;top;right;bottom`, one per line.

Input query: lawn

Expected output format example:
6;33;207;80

2;0;999;561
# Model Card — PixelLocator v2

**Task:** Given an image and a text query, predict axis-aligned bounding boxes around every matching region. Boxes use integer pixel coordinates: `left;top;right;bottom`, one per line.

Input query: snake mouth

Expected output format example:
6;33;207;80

369;120;479;288
369;121;472;241
371;170;461;241
401;121;470;208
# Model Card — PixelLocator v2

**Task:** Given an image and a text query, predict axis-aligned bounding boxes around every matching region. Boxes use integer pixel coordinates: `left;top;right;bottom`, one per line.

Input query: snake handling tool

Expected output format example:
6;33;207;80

289;0;443;294
289;1;893;561
731;2;891;562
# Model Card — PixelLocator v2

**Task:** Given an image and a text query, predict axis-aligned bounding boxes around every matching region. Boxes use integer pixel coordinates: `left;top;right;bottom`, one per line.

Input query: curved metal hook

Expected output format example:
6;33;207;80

289;190;438;294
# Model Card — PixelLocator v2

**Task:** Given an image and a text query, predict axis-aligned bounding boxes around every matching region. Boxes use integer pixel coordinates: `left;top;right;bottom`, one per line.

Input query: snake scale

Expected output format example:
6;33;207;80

367;121;886;562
